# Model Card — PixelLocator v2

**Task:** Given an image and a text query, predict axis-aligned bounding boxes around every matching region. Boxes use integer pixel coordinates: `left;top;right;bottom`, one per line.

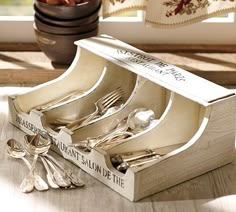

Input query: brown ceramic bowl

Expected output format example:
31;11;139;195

34;0;101;20
34;25;98;65
34;15;99;35
34;3;100;27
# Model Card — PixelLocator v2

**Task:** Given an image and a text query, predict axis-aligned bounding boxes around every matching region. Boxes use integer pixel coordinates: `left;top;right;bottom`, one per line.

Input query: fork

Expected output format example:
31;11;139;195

66;87;124;131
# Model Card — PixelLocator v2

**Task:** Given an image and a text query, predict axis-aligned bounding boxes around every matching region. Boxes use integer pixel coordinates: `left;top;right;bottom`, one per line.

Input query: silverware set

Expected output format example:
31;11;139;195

110;143;184;172
28;86;163;174
50;87;124;132
70;108;156;151
6;133;84;193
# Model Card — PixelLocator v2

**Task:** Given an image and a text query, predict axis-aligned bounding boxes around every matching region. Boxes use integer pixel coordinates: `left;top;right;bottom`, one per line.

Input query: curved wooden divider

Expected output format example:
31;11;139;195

71;77;168;142
16;48;107;112
43;61;137;123
107;92;204;155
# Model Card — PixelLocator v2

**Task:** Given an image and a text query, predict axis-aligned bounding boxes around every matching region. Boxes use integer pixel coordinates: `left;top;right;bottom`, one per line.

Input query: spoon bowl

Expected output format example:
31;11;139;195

127;108;155;133
6;138;49;192
84;108;156;149
23;133;51;193
104;108;155;138
24;133;51;155
6;139;26;158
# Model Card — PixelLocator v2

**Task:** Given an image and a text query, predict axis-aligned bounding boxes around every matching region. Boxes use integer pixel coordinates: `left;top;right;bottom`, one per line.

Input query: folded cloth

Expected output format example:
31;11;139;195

102;0;236;28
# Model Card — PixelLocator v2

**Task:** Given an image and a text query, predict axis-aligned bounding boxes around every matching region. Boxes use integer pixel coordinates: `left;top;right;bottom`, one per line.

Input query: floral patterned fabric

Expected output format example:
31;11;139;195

102;0;236;27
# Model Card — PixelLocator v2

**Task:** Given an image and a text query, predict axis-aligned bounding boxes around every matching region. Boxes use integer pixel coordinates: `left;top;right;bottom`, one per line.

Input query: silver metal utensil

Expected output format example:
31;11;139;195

34;89;84;112
66;87;124;131
6;138;49;193
86;108;155;150
20;133;51;193
113;143;184;172
44;153;84;187
40;156;60;189
43;157;72;188
116;155;161;172
111;149;158;166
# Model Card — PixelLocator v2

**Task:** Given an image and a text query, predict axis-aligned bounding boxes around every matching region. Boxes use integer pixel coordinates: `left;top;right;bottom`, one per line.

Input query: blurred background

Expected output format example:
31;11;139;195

0;0;32;16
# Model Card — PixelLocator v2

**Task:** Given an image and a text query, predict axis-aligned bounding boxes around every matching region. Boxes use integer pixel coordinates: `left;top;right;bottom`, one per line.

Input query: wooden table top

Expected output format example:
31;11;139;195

1;86;236;212
0;51;236;85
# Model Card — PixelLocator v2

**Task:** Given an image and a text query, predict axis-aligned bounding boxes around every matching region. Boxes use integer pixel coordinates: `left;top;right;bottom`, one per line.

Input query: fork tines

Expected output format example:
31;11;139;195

101;87;124;108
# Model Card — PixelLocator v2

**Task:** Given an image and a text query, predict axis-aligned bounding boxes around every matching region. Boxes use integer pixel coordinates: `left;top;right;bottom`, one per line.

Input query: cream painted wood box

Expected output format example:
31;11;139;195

8;35;236;201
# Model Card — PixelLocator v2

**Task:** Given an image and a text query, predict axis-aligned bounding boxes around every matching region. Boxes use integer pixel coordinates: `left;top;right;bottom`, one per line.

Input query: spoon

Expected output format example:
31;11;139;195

43;157;72;188
52;105;123;132
40;156;59;189
44;153;84;187
125;108;155;133
20;133;51;193
116;154;161;173
93;108;155;147
72;108;155;150
6;138;49;193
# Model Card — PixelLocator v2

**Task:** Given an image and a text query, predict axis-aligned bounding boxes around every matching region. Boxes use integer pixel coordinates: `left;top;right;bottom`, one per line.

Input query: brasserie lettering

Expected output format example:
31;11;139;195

16;115;43;134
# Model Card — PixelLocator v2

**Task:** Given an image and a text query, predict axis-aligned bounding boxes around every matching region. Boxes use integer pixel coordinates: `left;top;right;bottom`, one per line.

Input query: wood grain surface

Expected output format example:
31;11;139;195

1;43;236;53
0;51;236;85
1;86;236;212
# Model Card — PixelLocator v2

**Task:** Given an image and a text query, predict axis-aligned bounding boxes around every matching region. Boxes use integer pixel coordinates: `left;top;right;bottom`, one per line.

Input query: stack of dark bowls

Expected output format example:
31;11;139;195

34;0;101;65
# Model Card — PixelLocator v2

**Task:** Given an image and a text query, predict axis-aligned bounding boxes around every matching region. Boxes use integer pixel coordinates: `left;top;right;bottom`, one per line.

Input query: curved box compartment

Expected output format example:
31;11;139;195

43;62;138;133
8;35;236;201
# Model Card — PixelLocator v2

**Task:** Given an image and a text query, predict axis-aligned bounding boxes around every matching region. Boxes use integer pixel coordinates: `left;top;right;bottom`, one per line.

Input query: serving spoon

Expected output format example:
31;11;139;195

96;108;155;149
94;108;155;146
71;108;155;150
6;138;49;193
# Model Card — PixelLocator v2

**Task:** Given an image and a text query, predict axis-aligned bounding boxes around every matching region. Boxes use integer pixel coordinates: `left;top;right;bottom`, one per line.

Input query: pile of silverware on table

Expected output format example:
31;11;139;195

6;133;84;193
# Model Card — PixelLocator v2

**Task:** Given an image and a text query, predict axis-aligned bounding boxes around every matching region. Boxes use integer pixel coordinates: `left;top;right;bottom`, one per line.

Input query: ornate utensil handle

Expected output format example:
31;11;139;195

19;153;38;193
116;155;161;172
111;149;157;166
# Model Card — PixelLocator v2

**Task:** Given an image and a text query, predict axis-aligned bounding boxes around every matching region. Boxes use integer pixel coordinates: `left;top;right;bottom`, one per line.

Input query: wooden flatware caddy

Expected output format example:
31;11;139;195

8;35;236;201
